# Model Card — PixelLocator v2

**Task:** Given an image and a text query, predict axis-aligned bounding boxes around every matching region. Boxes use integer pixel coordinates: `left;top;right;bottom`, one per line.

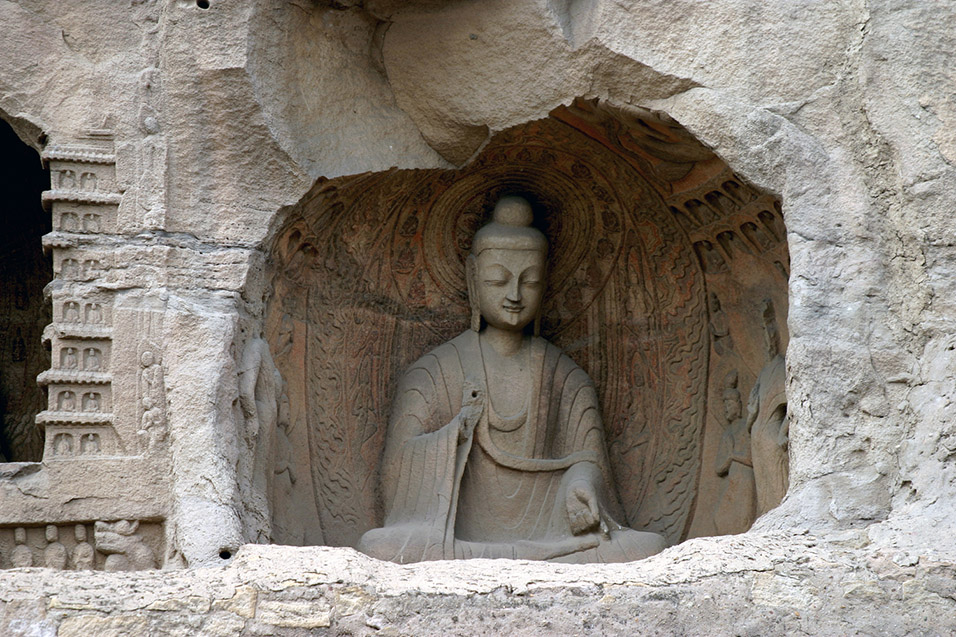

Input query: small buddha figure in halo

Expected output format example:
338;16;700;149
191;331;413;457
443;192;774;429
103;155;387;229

358;196;666;563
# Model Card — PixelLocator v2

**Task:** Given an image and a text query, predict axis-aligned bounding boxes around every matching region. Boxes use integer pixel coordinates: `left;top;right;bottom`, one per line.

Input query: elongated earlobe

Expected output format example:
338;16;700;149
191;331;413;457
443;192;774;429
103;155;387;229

466;256;481;333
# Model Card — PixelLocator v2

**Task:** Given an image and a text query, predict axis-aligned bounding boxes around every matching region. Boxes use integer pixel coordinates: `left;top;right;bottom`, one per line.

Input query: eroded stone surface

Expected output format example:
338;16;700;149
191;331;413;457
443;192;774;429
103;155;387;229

1;535;954;635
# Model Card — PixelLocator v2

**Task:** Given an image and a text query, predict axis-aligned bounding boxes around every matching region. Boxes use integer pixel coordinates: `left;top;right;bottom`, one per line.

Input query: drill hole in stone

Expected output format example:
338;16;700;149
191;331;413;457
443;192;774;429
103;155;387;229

219;549;232;560
196;0;210;9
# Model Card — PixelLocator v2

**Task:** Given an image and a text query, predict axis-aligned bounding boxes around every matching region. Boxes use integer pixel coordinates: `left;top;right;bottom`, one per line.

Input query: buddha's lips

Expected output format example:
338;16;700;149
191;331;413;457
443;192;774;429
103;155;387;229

503;305;523;313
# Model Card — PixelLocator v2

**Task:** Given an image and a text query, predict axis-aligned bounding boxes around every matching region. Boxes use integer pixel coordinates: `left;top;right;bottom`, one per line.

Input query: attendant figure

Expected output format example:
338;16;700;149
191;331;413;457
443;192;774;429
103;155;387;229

11;527;33;568
749;300;789;515
72;524;95;570
713;371;757;534
43;525;67;570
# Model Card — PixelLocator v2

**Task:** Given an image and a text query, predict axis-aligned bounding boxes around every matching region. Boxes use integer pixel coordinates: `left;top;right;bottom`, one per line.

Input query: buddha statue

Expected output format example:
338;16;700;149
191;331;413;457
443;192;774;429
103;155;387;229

358;196;666;563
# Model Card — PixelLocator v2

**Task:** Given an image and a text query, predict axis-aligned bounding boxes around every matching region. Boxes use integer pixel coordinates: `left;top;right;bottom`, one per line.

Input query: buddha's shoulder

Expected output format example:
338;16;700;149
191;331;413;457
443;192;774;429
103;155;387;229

531;336;592;378
403;331;475;374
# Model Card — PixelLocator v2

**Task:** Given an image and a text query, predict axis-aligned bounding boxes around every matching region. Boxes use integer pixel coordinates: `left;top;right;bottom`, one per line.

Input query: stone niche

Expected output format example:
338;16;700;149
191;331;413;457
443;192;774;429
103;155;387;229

0;118;51;462
265;99;790;549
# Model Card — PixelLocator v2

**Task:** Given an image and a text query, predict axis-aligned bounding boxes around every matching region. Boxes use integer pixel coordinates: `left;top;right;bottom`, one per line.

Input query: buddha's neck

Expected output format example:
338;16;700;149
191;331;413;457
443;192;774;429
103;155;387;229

481;325;525;357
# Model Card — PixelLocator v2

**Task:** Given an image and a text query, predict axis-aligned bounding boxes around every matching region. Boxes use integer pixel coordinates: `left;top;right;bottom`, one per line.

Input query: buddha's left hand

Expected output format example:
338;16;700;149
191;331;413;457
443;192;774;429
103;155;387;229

567;481;600;535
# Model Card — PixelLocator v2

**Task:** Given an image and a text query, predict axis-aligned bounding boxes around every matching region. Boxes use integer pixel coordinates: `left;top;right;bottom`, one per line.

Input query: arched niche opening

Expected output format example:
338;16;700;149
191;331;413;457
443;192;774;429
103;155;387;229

263;98;789;549
0;117;51;462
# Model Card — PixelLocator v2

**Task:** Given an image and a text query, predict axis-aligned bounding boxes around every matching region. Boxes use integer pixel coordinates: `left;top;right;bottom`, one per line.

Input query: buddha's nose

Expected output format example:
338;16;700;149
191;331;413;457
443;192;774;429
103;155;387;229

506;280;522;302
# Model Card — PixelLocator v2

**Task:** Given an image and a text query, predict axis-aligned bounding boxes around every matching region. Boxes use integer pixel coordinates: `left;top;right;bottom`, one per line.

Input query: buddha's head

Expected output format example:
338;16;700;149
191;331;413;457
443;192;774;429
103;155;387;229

466;196;548;334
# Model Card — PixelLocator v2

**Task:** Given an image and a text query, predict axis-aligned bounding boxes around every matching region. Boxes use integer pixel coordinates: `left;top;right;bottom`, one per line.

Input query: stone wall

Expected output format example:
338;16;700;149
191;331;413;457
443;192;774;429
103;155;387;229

0;0;954;632
2;533;955;636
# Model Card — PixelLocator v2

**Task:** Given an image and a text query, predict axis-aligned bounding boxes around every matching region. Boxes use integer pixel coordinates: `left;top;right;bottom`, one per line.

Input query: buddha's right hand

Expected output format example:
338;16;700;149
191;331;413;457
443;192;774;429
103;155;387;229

457;382;485;443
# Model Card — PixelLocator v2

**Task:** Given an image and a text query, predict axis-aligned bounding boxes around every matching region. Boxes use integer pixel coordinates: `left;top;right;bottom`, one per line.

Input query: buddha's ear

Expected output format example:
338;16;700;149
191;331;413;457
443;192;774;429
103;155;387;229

466;255;481;332
533;261;546;337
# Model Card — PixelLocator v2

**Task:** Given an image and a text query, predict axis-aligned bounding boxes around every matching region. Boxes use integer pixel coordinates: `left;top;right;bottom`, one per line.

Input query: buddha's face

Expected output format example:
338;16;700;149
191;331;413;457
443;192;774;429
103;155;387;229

474;248;546;331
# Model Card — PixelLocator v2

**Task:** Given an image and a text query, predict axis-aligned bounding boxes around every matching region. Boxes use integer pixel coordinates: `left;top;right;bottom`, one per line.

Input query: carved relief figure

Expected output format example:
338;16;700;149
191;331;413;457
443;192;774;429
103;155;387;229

58;169;76;189
11;527;32;567
80;171;97;191
741;221;775;251
82;392;101;412
712;371;756;534
238;336;281;542
72;524;95;570
58;391;76;412
749;300;789;515
358;196;666;563
83;259;104;279
61;347;78;370
64;301;81;323
139;397;165;451
694;240;728;274
61;212;79;232
87;303;103;324
140;351;162;403
54;433;73;455
708;293;734;356
139;350;166;451
269;383;299;541
43;525;67;570
82;214;101;233
94;520;156;572
80;432;100;453
61;258;79;279
84;347;101;371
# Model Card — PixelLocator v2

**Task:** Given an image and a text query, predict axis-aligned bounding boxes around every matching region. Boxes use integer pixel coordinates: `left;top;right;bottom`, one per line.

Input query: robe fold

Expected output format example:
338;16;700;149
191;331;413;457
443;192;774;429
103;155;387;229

358;330;664;563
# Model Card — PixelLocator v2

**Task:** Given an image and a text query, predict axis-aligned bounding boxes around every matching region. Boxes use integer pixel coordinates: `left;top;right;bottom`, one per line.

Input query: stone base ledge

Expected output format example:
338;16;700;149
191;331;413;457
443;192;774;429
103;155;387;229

1;531;954;636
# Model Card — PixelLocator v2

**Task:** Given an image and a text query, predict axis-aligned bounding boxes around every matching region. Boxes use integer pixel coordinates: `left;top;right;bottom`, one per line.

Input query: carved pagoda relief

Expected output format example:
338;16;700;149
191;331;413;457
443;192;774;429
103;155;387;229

0;125;172;572
35;132;131;461
266;99;789;551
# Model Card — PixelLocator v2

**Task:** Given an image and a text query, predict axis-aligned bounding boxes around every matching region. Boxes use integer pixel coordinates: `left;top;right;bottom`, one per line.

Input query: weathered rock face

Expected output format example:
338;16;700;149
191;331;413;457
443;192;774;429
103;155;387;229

0;0;954;632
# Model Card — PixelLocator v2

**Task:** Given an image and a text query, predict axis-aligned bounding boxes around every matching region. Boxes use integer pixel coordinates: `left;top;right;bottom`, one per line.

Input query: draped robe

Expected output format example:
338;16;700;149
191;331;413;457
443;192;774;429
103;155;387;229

358;330;665;563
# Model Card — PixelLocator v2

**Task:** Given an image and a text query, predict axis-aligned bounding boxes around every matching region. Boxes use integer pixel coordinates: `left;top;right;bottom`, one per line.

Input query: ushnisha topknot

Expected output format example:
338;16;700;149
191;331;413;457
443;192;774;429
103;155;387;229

471;195;548;256
493;195;535;226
